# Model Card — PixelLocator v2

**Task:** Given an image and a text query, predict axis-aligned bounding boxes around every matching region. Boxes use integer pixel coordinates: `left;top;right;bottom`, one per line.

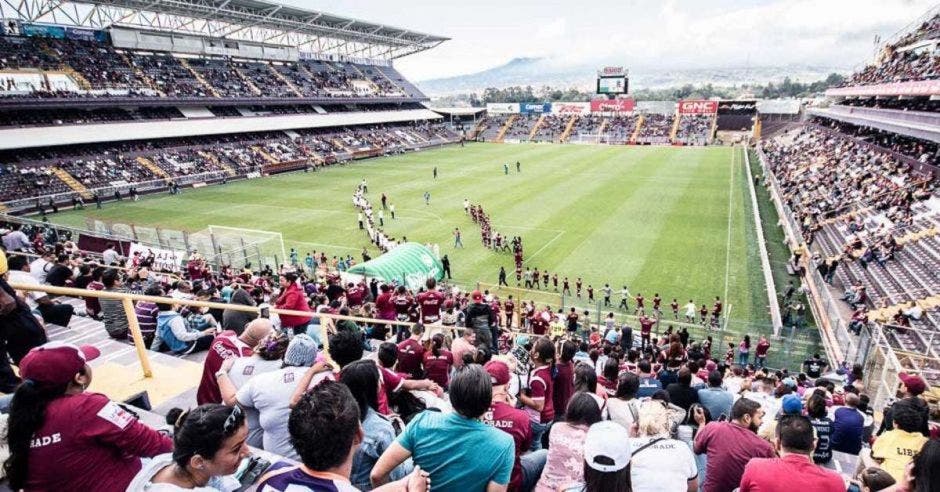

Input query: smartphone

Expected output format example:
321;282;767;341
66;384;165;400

234;455;271;489
260;307;270;319
846;481;861;492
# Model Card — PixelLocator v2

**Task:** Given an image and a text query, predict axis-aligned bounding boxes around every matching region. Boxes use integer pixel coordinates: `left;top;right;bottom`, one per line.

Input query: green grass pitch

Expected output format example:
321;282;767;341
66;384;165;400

50;142;824;363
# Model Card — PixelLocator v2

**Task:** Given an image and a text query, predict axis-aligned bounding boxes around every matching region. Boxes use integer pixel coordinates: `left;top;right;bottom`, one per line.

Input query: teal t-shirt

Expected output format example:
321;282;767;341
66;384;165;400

397;411;514;491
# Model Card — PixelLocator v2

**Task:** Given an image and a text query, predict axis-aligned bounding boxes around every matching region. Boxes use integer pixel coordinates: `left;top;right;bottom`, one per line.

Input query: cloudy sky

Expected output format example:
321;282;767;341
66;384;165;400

292;0;936;81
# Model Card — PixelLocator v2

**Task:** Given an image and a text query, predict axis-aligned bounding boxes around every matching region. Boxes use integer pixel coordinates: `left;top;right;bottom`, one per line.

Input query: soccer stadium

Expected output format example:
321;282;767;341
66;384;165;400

0;0;937;490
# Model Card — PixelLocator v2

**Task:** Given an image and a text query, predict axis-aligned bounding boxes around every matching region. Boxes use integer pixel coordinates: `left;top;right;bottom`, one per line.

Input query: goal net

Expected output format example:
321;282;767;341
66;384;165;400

189;225;287;270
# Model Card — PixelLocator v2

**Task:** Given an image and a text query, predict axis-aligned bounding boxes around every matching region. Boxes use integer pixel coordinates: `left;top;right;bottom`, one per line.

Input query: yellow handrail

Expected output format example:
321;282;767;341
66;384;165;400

6;282;419;378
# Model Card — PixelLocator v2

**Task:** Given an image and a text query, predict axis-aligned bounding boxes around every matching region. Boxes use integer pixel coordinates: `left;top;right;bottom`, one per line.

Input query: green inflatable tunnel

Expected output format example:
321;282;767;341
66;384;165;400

345;242;443;290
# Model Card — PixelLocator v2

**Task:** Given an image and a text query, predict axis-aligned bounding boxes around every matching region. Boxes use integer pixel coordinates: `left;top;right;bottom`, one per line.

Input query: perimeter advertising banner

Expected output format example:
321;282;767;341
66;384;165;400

485;103;520;114
518;102;552;114
553;102;591;115
717;100;758;115
128;243;186;272
678;100;718;114
590;98;635;113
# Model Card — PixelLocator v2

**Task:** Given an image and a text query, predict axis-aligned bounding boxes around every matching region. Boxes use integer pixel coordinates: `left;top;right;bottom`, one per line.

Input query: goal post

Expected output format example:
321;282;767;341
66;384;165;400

192;225;287;270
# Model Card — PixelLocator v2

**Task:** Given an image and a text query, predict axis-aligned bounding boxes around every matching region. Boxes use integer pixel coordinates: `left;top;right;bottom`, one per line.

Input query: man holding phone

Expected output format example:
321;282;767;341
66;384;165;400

693;398;775;492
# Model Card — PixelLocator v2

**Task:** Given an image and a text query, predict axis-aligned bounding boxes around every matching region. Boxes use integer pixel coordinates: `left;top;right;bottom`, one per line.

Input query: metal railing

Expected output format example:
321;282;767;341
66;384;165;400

2;170;229;213
6;282;418;378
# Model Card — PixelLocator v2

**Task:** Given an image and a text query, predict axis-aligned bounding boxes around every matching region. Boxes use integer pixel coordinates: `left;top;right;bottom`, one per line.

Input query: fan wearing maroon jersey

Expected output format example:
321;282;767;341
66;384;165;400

345;281;367;309
396;323;426;379
423;333;454;389
416;278;445;324
504;296;516;330
639;315;655;350
481;360;547;492
530;310;548;335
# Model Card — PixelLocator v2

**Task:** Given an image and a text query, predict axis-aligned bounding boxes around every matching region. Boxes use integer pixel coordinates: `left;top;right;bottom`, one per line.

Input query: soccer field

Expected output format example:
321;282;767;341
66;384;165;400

50;142;789;340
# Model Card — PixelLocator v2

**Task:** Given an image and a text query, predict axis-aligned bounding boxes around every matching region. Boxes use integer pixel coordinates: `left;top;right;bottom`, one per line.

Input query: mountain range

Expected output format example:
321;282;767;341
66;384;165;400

414;57;851;96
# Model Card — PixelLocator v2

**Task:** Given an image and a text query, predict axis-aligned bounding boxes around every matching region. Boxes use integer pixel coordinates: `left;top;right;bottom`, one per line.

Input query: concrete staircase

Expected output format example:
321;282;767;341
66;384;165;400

495;115;518;143
468;119;488;139
59;65;92;90
631;115;645;144
119;52;158;91
231;64;263;96
598;118;609;138
267;65;304;97
670;113;681;142
897;226;939;245
527;115;546;141
197;150;236;176
252;146;278;164
52;168;93;199
178;59;221;98
558;116;579;143
136;156;170;178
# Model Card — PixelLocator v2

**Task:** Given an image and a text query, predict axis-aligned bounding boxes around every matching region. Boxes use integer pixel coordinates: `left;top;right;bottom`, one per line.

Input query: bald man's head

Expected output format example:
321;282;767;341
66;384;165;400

242;318;275;347
844;393;860;408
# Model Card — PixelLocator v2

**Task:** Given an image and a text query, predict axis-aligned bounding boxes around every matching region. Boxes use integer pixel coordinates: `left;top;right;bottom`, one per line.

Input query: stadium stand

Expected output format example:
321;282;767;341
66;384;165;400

635;113;673;144
675;114;714;145
839;13;939;87
0;35;428;101
0;1;939;491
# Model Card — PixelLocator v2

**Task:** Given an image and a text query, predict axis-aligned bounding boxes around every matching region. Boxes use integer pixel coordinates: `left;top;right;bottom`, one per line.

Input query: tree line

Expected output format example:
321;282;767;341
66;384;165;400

439;73;845;106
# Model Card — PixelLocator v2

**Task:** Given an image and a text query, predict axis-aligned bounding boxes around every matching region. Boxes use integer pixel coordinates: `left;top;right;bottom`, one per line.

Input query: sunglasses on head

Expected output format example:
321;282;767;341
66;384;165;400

223;405;243;433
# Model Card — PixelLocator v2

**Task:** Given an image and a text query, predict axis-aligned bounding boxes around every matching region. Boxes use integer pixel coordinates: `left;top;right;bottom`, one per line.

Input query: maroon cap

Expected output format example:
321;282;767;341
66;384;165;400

898;372;927;396
484;360;510;386
19;342;100;386
471;290;483;301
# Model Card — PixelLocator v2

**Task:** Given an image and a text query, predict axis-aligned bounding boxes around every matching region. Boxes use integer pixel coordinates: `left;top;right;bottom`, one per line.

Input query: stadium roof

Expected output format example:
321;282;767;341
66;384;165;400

0;0;449;59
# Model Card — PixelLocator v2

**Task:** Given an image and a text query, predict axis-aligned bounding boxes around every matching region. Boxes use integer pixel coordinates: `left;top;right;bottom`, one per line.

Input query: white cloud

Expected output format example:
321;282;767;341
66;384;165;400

295;0;937;81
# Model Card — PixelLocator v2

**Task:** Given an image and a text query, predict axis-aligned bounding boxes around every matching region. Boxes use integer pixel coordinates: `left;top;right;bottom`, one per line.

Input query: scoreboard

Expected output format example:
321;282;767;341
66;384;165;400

596;66;628;95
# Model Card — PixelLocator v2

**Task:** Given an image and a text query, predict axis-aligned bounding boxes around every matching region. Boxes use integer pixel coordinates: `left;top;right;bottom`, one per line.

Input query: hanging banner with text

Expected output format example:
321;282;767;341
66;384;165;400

590;98;635;113
553;102;591;115
678;100;718;114
128;242;186;272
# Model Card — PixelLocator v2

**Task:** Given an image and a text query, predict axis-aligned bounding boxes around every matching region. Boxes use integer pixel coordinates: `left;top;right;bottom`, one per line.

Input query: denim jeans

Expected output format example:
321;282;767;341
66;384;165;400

756;355;766;368
520;449;549;492
529;420;551;451
737;352;749;366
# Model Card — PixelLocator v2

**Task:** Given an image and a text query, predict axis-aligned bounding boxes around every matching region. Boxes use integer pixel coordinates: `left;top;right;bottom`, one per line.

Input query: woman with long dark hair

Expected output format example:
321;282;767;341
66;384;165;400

519;337;556;451
535;393;603;492
128;404;250;490
4;343;172;491
341;359;412;490
737;335;751;366
423;333;454;389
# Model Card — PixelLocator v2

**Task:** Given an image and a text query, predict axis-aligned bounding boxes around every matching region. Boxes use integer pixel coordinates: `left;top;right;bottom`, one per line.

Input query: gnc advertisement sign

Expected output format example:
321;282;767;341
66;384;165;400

553;102;591;115
678;100;718;114
590;98;635;113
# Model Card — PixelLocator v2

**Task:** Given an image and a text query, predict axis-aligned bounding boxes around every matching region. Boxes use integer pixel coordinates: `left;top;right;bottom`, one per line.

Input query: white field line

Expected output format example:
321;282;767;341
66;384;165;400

290;240;363;252
723;147;736;307
527;230;566;261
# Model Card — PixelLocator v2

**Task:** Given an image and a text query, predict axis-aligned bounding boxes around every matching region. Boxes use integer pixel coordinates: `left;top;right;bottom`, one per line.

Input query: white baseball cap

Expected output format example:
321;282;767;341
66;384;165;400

583;421;632;472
